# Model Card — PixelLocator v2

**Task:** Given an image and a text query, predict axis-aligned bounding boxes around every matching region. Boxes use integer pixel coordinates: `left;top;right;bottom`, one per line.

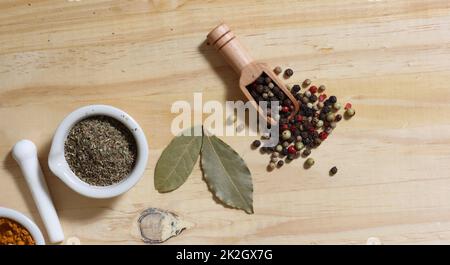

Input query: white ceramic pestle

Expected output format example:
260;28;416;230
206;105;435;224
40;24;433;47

12;139;65;244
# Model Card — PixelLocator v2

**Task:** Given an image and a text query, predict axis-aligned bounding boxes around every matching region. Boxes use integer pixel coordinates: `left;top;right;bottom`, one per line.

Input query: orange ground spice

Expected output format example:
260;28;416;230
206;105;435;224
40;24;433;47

0;217;35;245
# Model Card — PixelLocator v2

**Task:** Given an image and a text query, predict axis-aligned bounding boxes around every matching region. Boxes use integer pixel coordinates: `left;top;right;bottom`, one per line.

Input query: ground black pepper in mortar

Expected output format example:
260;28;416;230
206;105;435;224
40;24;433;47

64;115;137;186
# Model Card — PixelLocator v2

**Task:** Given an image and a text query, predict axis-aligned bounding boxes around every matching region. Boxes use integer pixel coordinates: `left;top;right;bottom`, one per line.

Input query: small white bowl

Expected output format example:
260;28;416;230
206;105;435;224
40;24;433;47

48;105;149;198
0;207;45;245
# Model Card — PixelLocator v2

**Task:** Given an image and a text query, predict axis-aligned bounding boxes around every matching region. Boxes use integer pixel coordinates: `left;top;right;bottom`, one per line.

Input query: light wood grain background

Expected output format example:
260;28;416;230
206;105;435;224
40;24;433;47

1;0;450;245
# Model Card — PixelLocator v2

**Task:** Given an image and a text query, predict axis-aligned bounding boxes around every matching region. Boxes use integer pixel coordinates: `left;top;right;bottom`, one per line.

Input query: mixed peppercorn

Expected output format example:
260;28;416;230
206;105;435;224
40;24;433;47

248;67;356;173
246;72;295;123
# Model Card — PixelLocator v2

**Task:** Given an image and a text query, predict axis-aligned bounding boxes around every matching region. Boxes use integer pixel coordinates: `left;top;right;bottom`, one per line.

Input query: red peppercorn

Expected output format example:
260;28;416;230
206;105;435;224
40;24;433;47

282;106;289;113
309;127;315;133
345;103;352;110
296;115;303;122
287;145;296;154
319;94;327;102
319;131;328;140
281;124;289;130
290;125;296;132
309;86;318;94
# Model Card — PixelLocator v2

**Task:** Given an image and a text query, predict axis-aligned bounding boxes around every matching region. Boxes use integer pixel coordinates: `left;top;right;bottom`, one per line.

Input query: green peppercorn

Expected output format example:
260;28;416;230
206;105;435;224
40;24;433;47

333;102;341;110
295;141;304;151
330;122;337;129
326;113;335;122
315;120;324;128
272;152;279;158
273;66;282;75
305;157;315;167
281;130;291;140
268;162;276;170
282;141;289;148
275;145;283;152
271;157;278;163
346;108;355;117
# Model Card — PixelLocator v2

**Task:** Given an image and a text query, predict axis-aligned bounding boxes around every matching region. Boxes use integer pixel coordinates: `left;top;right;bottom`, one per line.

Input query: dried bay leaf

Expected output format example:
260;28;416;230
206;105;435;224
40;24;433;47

201;131;254;214
154;127;202;192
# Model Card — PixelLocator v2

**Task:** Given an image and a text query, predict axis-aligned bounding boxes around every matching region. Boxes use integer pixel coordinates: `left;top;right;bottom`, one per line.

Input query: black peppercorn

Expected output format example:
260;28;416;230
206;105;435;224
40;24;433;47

335;114;342;122
329;95;337;104
302;149;311;157
322;106;331;115
309;94;317;103
252;140;261;148
277;160;284;168
284;68;294;78
330;166;338;175
291;84;301;94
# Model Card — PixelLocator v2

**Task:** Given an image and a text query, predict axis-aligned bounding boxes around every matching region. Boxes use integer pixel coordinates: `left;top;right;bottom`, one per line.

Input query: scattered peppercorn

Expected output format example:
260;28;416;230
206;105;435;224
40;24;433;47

345;108;355;117
277;160;284;168
268;162;276;170
252;140;261;148
284;68;294;78
326;113;335;122
302;149;311;157
330;166;338;175
305;158;315;167
328;95;337;104
287;145;296;154
344;103;352;110
282;130;291;140
248;70;353;174
333;102;341;110
302;79;311;87
291;84;301;94
318;85;326;92
273;66;282;75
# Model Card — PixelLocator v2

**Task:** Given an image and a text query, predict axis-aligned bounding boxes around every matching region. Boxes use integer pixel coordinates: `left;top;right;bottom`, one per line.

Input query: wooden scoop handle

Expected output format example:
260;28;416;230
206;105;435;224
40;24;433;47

207;23;253;74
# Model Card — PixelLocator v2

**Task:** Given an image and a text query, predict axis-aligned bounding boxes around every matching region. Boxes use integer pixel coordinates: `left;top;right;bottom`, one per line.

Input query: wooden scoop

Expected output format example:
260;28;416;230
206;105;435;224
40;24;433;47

207;23;300;125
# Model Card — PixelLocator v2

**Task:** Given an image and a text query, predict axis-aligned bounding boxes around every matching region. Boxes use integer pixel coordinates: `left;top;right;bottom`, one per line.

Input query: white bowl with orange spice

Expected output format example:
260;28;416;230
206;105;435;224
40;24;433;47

0;207;45;245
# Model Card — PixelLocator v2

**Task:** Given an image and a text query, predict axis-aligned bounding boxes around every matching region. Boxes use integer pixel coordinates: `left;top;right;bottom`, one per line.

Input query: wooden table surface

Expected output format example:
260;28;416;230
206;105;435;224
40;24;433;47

1;0;450;245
